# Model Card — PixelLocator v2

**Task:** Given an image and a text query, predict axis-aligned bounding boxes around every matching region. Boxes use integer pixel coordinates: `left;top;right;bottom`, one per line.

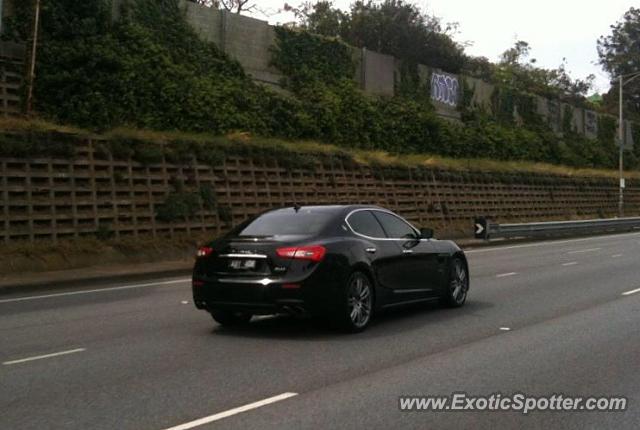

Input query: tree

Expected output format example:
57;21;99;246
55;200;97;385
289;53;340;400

219;0;256;14
289;0;465;73
188;0;258;14
284;1;346;35
598;7;640;119
493;40;594;102
499;40;532;65
462;55;495;81
189;0;219;6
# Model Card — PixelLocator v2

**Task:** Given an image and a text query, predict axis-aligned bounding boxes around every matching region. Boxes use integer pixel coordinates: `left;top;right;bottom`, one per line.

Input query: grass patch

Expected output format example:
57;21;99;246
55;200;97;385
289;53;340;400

0;234;209;276
0;116;92;137
0;117;635;179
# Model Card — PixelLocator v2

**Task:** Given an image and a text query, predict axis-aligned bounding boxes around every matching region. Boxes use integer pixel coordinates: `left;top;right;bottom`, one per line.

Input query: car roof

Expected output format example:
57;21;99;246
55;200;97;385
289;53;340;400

271;204;386;215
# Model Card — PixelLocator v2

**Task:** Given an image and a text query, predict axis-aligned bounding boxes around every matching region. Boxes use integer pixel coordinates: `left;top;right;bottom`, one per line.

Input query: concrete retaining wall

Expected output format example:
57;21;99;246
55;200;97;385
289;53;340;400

360;48;395;96
183;0;222;44
163;1;631;142
2;0;634;143
1;131;639;244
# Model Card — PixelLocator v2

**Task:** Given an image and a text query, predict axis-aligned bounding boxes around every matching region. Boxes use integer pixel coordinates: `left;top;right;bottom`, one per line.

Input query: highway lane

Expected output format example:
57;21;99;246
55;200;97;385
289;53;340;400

1;232;639;429
219;293;640;430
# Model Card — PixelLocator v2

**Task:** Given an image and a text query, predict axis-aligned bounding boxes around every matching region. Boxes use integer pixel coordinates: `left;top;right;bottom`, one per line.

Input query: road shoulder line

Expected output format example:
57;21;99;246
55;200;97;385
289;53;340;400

161;393;299;430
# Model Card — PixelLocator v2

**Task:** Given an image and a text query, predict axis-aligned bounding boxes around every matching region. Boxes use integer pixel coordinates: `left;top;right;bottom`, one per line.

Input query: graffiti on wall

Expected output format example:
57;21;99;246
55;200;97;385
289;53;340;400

431;72;459;107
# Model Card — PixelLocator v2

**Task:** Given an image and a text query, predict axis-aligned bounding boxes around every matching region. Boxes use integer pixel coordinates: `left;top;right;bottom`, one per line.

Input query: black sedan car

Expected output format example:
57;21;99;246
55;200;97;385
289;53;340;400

192;205;469;331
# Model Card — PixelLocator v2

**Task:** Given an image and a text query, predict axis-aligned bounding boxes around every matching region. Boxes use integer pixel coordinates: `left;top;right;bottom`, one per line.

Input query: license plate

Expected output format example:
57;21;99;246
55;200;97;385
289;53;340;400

229;259;256;270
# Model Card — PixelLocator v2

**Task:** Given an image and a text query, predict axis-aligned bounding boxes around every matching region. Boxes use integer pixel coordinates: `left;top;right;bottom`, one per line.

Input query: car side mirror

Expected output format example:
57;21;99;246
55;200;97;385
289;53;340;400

420;227;434;239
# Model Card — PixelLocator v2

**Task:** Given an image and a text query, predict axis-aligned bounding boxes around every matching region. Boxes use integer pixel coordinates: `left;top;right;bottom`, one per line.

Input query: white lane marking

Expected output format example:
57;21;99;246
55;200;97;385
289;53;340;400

612;254;623;258
3;348;86;365
567;247;601;254
622;288;640;296
562;261;578;266
0;278;190;304
465;231;640;254
499;327;511;331
161;392;298;430
496;272;517;278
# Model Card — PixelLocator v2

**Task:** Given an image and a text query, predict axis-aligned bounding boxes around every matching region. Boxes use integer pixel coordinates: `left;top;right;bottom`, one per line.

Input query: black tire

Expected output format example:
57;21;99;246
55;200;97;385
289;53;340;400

210;310;253;326
333;271;374;332
441;257;469;308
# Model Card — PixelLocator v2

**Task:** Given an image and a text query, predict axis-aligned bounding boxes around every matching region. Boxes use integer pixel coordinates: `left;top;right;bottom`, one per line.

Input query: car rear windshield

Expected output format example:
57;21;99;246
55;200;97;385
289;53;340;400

236;209;334;237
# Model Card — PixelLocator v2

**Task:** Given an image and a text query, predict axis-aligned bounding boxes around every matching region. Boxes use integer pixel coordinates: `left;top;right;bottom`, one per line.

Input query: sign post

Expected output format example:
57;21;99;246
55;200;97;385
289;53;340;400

474;217;488;240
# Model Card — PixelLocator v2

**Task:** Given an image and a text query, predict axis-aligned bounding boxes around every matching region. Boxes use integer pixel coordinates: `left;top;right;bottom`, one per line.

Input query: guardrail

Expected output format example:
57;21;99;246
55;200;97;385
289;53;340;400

474;216;640;241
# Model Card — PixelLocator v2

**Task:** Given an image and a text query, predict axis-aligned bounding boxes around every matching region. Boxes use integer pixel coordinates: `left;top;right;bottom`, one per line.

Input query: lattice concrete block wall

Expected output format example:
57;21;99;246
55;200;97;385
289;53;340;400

1;134;639;244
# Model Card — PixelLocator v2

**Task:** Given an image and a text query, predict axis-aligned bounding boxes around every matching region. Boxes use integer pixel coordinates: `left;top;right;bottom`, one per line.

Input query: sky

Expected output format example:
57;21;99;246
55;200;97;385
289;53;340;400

249;0;636;94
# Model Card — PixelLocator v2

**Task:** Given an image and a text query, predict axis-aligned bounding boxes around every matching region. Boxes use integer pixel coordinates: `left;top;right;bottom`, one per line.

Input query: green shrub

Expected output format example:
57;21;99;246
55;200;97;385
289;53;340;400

0;132;76;159
199;185;217;210
132;141;164;165
95;223;114;240
270;27;355;89
217;205;233;224
156;183;223;223
104;138;135;160
156;191;201;222
5;0;635;171
8;0;276;134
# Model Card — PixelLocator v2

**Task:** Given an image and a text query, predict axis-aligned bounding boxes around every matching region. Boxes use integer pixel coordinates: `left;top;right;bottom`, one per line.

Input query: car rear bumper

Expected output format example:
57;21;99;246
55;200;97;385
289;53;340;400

194;299;307;315
192;269;344;316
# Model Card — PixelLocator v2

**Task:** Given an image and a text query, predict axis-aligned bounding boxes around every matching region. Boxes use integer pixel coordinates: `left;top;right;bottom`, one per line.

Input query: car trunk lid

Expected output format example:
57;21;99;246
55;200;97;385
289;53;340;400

209;235;312;277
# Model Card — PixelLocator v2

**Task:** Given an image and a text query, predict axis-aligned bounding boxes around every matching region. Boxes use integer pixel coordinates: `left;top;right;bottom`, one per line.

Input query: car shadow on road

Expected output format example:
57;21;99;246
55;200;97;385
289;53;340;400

209;299;494;341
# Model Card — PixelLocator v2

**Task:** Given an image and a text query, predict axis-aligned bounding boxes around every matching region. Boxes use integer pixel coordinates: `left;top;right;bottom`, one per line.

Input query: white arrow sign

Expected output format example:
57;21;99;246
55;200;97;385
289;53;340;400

475;223;484;235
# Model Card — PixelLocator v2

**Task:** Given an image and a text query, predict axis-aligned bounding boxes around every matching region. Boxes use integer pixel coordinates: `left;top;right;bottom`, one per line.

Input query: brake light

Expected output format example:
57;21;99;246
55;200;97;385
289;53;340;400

276;245;326;262
196;246;213;258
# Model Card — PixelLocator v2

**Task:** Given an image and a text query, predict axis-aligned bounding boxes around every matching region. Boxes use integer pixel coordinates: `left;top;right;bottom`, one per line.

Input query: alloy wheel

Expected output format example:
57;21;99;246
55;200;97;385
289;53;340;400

450;259;469;305
348;274;373;328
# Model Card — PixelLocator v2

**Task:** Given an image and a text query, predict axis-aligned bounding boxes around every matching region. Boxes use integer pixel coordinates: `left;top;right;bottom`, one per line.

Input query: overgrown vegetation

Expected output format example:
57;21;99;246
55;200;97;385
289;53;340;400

0;130;78;159
288;2;595;104
598;7;640;121
1;117;639;181
478;40;596;104
156;189;202;223
286;0;466;74
271;27;637;169
155;181;222;223
5;0;281;133
5;0;638;171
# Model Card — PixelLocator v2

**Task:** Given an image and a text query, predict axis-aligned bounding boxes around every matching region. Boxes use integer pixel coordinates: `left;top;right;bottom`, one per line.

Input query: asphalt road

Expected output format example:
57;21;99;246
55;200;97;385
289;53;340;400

1;232;640;429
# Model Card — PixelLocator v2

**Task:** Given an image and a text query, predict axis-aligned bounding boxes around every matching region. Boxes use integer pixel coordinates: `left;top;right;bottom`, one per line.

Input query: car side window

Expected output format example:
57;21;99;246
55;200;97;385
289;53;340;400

372;211;417;239
347;210;387;238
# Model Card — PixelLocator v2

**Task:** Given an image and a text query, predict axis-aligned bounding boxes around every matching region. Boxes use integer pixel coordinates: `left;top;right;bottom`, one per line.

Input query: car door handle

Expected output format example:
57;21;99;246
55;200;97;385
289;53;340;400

402;249;413;254
365;247;377;254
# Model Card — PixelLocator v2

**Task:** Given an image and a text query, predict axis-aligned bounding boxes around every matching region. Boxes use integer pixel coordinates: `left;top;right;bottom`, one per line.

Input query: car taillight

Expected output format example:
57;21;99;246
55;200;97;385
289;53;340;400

196;246;213;258
276;245;326;262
